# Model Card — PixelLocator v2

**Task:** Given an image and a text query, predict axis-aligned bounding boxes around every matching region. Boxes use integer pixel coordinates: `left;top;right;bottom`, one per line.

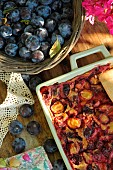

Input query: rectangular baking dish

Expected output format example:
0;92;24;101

36;45;113;170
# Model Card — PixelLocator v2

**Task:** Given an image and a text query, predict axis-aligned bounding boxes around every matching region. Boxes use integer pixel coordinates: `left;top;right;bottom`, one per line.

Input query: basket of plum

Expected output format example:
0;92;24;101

0;0;84;74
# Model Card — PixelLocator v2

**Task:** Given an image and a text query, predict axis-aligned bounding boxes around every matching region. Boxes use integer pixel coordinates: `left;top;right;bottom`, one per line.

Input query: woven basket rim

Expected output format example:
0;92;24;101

0;0;85;74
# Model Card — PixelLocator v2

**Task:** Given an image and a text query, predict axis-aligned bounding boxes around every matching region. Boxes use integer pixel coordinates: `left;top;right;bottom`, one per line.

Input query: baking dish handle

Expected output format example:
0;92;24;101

70;45;111;70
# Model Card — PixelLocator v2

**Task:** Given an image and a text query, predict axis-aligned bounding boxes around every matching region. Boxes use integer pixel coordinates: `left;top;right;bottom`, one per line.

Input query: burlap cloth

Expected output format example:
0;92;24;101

0;72;34;148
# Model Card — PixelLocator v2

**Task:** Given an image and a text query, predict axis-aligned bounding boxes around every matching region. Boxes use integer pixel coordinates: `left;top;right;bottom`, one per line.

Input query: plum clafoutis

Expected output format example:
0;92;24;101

19;104;34;118
8;120;23;135
12;137;26;154
43;138;58;153
40;64;113;169
26;120;41;135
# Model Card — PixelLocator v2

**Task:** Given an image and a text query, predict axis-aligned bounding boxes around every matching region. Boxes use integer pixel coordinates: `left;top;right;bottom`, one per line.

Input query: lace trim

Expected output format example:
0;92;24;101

0;72;34;147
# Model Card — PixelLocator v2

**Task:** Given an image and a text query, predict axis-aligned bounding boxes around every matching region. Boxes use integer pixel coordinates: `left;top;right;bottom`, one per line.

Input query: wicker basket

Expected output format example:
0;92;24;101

0;0;85;75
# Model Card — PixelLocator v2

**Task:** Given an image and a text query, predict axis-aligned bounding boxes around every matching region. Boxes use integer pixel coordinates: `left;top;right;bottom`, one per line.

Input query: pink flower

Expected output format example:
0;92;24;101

22;153;31;162
82;0;113;34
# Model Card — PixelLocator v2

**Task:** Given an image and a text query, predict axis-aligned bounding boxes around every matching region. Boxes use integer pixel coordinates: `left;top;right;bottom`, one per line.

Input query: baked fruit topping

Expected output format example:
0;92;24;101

67;117;81;129
51;101;64;114
80;89;93;100
41;64;113;169
99;114;109;124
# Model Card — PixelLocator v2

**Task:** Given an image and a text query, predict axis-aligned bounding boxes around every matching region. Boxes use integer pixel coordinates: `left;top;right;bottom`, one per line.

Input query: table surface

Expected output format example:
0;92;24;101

1;19;113;166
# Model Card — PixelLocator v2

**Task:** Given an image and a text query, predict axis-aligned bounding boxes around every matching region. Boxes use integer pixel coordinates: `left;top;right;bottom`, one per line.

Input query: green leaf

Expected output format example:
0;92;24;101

49;38;61;58
0;158;7;168
3;7;17;15
20;20;30;25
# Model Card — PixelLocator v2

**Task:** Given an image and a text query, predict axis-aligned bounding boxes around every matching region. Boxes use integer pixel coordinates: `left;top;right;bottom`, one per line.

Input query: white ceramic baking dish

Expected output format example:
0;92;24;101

36;45;113;170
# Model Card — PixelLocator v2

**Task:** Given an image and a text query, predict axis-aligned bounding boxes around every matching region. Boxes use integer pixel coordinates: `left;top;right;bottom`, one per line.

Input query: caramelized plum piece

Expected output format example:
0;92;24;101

99;114;109;124
91;84;103;92
80;89;93;100
40;86;49;94
99;104;111;112
67;90;78;102
83;127;94;139
102;146;111;158
70;154;82;165
108;122;113;134
87;165;92;170
51;101;64;114
97;163;107;170
83;152;92;164
63;83;70;96
93;151;107;163
98;138;105;147
67;117;81;129
72;160;88;170
87;141;95;150
69;142;80;155
108;110;113;116
90;76;99;85
59;112;68;121
75;80;90;90
83;106;93;114
87;164;100;170
108;150;113;164
65;105;78;116
92;115;107;131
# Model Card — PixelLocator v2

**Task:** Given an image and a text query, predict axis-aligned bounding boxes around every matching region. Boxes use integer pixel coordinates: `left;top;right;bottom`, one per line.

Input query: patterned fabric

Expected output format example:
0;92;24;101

7;146;52;170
